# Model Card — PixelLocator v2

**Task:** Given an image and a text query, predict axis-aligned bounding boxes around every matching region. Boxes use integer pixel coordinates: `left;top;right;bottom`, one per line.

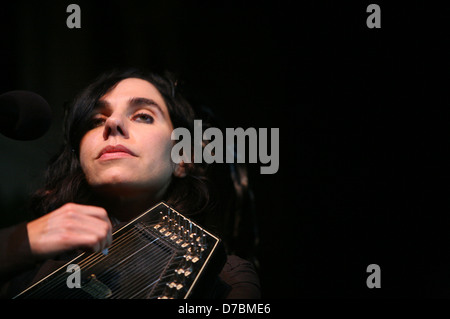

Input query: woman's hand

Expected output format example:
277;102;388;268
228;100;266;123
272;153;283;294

27;203;113;259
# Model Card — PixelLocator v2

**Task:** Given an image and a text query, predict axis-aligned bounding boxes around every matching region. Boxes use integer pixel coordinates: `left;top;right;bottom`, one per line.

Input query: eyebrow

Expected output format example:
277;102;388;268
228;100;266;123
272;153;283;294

95;97;165;116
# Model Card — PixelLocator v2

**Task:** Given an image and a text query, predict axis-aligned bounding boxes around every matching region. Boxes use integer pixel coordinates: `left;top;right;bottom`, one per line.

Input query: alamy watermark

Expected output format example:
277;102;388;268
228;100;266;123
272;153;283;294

366;264;381;288
66;4;81;29
66;4;380;30
171;120;279;175
66;264;81;288
366;4;381;29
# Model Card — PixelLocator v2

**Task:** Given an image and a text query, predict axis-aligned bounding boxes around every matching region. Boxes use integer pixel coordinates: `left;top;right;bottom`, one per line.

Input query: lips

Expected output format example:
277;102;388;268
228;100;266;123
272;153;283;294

97;144;136;160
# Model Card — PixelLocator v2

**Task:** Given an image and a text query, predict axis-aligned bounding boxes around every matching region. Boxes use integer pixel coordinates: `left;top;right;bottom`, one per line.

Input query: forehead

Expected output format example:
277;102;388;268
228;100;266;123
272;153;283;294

100;78;169;113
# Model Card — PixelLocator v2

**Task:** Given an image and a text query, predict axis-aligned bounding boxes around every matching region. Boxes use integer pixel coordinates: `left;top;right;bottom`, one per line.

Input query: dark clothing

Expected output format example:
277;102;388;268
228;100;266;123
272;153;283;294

0;222;260;299
218;255;261;299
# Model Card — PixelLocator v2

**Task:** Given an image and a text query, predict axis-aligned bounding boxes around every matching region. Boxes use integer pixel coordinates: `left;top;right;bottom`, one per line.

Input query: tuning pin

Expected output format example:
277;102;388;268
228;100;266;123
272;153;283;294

174;213;180;232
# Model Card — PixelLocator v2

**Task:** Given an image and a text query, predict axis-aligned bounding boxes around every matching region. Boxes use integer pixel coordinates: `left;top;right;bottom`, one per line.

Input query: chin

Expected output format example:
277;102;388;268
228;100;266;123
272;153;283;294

92;182;142;197
94;167;135;183
89;173;138;194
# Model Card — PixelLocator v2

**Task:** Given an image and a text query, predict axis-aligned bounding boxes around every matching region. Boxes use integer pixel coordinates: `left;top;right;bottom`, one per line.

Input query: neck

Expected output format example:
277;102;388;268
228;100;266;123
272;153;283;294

93;192;160;223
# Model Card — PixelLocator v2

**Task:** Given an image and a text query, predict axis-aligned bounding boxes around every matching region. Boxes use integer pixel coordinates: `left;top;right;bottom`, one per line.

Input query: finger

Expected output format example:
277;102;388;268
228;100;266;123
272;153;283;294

57;203;113;241
71;233;102;253
66;216;112;251
60;203;110;223
75;206;113;247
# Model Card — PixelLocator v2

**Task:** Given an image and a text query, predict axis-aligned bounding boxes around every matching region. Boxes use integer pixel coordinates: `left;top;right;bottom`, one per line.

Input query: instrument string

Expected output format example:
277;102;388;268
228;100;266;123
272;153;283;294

78;222;170;271
24;225;167;298
76;228;139;269
98;240;178;298
75;222;179;298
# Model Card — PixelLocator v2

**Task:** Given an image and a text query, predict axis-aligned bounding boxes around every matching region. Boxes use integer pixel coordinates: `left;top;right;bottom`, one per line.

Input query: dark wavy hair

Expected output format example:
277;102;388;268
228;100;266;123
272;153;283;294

30;68;218;222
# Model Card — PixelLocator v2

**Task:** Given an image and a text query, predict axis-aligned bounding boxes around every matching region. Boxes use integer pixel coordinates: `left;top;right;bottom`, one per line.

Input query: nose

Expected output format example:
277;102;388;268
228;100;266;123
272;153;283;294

103;114;129;140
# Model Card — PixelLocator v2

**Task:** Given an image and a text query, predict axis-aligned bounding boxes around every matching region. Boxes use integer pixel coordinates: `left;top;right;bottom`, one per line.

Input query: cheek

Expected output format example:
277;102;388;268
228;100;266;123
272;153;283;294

143;131;176;172
161;132;177;163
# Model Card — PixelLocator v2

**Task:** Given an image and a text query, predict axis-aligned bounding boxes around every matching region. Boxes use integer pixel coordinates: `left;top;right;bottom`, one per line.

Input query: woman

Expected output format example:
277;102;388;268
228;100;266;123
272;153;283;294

0;68;260;298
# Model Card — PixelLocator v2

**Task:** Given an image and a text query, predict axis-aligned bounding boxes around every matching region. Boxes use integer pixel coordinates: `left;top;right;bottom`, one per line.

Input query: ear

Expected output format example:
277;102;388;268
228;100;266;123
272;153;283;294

173;160;187;178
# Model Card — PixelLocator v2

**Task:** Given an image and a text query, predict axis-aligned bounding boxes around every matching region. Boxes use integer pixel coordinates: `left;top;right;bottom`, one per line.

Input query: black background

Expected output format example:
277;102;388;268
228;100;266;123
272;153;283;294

1;1;449;298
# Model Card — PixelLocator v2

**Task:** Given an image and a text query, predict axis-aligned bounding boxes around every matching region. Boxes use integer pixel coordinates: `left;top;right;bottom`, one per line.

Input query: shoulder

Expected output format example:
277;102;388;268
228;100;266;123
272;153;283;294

218;255;261;299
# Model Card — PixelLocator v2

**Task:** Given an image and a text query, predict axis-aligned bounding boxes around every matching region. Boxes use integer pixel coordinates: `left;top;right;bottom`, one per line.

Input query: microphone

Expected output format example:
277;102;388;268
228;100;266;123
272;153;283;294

0;90;52;141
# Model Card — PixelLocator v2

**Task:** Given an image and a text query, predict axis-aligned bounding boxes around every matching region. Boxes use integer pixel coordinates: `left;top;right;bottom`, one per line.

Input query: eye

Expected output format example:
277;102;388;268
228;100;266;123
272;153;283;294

133;112;154;124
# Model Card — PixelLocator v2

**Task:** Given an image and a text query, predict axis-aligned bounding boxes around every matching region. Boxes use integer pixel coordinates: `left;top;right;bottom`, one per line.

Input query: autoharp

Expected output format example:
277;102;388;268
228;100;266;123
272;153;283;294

14;202;226;299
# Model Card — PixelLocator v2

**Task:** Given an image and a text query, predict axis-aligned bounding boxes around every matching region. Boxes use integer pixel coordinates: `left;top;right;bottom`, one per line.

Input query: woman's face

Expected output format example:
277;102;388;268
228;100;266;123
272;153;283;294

79;78;179;199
